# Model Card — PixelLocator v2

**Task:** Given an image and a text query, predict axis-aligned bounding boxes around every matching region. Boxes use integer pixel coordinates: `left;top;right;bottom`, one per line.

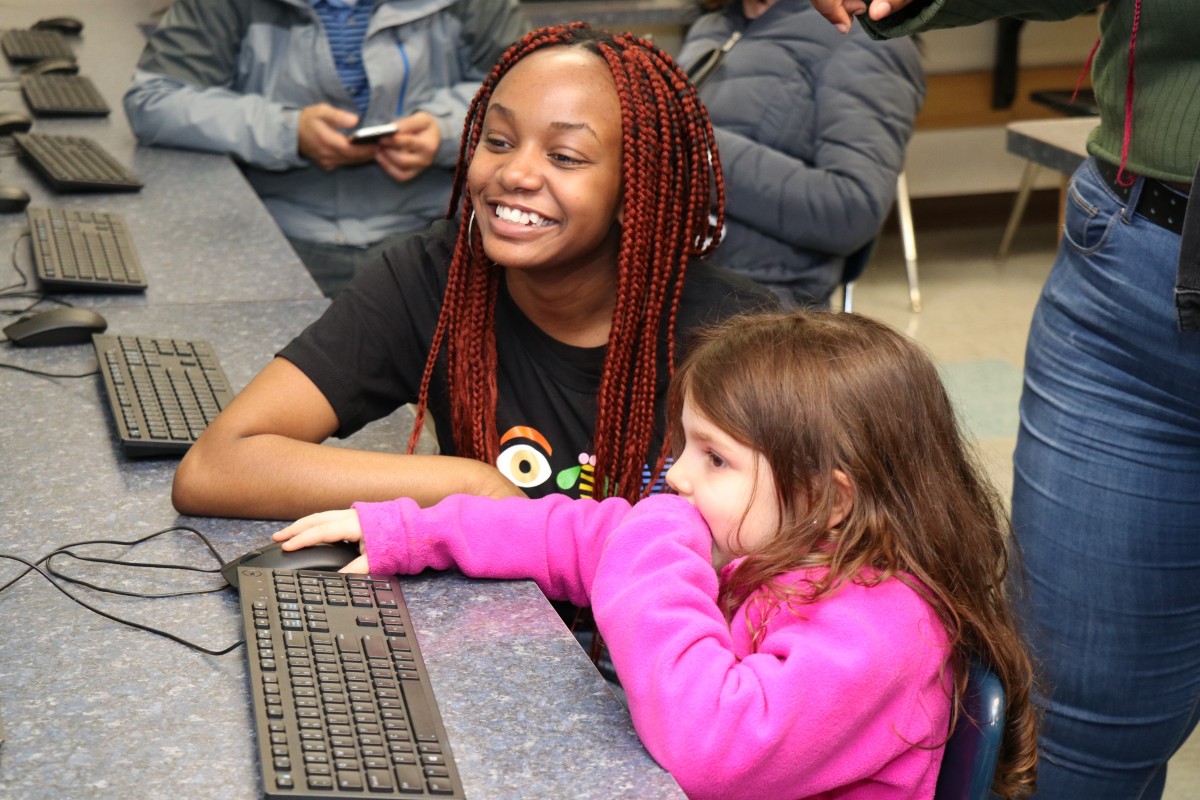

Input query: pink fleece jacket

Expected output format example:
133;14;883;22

353;493;951;800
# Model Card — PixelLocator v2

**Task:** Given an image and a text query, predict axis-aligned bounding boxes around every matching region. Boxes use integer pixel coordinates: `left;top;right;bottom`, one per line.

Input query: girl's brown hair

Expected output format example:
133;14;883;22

406;23;724;504
668;310;1038;799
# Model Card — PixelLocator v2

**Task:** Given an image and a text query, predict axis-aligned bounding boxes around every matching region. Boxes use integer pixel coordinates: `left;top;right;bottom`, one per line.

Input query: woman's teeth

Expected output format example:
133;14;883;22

496;205;552;227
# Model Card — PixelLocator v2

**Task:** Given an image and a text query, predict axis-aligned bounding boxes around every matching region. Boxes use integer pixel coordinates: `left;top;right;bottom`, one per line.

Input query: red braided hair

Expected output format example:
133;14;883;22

406;23;724;503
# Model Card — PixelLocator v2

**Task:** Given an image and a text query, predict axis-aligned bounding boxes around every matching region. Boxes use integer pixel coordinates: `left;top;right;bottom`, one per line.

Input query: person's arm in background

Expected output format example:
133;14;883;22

715;31;925;258
809;0;1099;35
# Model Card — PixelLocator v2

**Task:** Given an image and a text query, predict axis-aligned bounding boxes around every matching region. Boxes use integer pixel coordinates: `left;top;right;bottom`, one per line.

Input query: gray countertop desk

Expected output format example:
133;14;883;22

0;0;322;306
1;3;683;796
0;300;684;799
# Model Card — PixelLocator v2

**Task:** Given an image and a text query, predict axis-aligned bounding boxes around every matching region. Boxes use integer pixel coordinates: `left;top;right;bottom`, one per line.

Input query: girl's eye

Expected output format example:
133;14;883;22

706;450;726;469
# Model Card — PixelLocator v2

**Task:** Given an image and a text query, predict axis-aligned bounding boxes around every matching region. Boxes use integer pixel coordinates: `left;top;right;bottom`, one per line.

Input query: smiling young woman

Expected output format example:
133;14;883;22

171;23;777;521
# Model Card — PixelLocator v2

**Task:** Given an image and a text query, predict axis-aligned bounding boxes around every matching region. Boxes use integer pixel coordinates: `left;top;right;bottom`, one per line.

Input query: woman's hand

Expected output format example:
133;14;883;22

273;508;370;573
809;0;912;32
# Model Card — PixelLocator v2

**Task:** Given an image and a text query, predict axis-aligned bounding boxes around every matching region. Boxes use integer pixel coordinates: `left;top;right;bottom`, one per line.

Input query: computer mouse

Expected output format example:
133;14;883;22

23;58;79;76
32;16;84;35
0;185;31;214
0;113;33;137
2;307;107;347
220;540;363;589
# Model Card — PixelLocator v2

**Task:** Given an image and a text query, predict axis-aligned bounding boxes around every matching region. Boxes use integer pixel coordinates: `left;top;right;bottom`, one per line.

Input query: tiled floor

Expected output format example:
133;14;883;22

853;217;1200;799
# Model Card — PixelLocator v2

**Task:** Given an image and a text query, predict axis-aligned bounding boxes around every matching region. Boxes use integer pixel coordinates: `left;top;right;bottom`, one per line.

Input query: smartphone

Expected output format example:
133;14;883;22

349;123;398;144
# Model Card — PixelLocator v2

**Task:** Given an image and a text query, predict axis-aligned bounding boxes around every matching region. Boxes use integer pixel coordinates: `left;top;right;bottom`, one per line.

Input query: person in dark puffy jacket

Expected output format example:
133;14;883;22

676;0;924;307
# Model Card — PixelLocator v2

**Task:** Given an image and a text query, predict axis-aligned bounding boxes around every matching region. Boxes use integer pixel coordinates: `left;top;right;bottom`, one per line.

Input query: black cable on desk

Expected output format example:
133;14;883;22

0;525;245;656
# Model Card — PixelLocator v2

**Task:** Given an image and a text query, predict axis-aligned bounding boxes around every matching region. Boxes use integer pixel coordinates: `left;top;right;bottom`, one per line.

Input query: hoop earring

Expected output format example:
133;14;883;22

466;209;477;259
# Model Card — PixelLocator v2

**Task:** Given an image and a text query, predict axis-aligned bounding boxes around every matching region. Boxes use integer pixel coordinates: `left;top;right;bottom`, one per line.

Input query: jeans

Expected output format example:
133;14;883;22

287;230;418;298
1012;158;1200;798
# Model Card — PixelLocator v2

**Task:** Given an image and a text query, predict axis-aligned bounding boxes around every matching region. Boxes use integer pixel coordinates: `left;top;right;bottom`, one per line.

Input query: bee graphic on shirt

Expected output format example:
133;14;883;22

557;452;597;498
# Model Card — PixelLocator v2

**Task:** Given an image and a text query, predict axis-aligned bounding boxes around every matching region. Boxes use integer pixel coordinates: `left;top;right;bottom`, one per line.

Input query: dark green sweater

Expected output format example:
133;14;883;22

863;0;1200;183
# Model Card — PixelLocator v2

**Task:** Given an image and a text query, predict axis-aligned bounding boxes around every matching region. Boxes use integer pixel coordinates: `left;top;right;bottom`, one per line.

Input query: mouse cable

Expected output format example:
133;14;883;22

0;360;98;378
0;230;32;296
0;524;230;596
0;526;244;656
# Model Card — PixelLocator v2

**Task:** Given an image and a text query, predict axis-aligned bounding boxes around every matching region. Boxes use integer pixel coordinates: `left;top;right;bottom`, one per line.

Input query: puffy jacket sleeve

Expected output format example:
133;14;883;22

718;31;925;255
352;493;636;608
590;496;951;799
123;0;308;170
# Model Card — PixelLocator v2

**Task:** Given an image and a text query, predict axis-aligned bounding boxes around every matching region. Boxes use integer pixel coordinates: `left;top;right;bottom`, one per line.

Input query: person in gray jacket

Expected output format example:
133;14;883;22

125;0;526;296
676;0;924;307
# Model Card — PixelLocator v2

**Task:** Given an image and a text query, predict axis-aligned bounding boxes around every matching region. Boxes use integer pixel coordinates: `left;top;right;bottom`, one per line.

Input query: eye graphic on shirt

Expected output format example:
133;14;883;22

496;425;553;489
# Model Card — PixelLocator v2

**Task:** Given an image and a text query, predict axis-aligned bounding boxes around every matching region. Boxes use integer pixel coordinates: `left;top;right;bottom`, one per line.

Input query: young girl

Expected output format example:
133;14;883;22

274;310;1039;799
171;23;775;520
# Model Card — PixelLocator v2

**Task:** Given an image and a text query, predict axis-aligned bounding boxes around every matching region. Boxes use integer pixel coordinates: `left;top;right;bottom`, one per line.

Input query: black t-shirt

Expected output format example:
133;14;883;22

279;218;778;498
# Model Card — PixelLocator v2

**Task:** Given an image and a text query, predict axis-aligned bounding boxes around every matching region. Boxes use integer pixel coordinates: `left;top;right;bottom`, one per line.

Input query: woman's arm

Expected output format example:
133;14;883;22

172;358;520;520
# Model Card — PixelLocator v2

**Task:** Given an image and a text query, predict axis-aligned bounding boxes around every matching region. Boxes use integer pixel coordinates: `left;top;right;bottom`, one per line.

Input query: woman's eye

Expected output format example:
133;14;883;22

550;152;582;166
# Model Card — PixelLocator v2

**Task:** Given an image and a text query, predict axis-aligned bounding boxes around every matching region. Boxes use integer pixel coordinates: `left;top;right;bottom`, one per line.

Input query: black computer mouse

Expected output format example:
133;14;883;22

2;307;107;347
0;185;31;214
32;16;84;35
23;58;79;76
220;540;363;589
0;113;33;137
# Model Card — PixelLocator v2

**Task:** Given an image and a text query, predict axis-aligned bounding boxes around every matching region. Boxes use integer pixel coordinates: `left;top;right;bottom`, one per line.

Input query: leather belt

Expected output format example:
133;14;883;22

1095;159;1189;235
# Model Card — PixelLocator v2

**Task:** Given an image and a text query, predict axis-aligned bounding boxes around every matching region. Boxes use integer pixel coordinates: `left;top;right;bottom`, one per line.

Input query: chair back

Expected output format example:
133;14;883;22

839;238;876;312
933;659;1006;800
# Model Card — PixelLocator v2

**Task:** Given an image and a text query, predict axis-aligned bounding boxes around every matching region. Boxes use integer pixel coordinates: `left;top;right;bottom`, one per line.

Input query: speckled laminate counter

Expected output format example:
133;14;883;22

0;300;683;798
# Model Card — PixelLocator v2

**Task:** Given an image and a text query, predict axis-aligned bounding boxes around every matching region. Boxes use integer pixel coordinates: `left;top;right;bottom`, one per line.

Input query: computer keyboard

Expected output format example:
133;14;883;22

93;334;235;457
1;29;74;62
28;207;146;292
13;133;143;193
21;73;110;117
237;567;466;799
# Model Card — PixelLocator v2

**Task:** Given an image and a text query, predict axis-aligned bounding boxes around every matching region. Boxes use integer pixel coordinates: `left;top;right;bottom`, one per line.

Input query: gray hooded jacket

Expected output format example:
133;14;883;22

124;0;525;247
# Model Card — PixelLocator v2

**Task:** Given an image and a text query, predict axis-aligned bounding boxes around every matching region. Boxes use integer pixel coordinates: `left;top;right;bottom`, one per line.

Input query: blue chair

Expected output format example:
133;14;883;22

933;659;1006;800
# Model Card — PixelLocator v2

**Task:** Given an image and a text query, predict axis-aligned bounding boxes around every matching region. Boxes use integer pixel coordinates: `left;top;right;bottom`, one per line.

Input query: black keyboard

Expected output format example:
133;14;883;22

237;567;466;799
13;133;143;193
28;207;146;292
93;334;235;457
1;29;74;62
21;73;110;117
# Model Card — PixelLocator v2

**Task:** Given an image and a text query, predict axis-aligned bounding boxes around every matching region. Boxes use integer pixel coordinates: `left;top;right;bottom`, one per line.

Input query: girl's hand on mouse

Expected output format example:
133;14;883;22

273;508;369;573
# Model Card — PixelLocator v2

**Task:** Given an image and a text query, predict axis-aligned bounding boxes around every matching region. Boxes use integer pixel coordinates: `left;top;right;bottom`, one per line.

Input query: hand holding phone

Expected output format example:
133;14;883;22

349;123;399;144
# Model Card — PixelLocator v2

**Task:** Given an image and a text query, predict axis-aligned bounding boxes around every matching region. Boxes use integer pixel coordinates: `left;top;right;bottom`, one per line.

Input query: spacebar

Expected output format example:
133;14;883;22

399;679;439;741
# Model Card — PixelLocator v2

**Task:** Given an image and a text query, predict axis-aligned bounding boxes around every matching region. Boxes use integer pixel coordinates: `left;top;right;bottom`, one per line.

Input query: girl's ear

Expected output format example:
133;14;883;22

828;469;855;528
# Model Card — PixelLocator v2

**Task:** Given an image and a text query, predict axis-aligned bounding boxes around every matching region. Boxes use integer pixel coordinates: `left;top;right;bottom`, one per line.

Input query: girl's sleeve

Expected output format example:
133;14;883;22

590;496;951;800
351;493;635;608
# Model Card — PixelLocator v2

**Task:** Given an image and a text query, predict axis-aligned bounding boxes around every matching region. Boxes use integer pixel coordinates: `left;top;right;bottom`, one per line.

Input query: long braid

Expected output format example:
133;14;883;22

409;24;724;504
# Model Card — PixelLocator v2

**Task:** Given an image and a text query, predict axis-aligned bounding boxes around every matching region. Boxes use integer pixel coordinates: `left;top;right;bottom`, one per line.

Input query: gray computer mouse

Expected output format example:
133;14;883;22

0;113;33;137
23;58;79;76
32;16;84;35
220;540;364;590
2;307;107;347
0;185;31;214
